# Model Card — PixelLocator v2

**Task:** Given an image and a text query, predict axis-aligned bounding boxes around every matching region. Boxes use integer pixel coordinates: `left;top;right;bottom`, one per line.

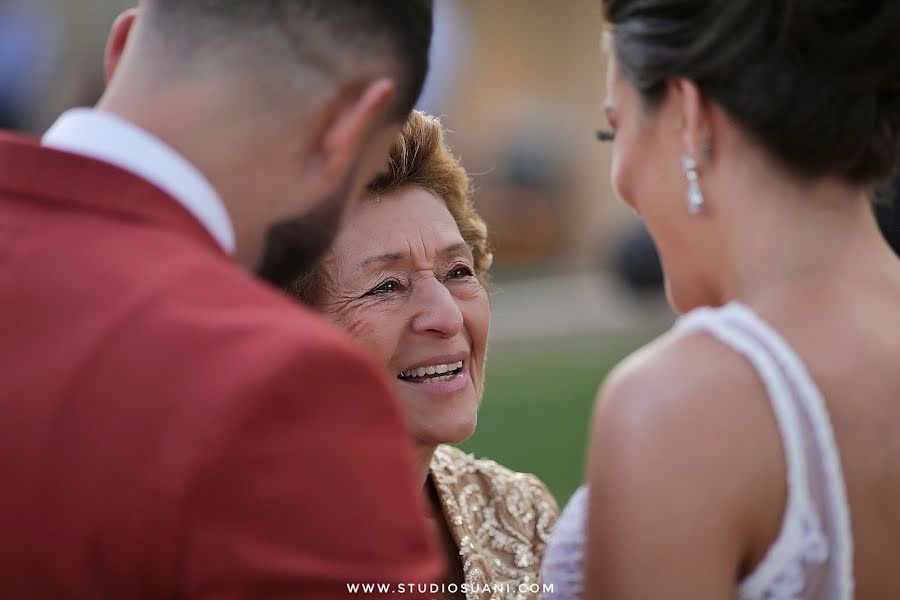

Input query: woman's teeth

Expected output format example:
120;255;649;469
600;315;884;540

398;361;464;381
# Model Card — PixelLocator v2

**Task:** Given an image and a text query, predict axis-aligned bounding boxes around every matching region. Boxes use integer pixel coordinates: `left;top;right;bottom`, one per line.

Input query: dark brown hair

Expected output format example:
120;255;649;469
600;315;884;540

145;0;433;119
604;0;900;185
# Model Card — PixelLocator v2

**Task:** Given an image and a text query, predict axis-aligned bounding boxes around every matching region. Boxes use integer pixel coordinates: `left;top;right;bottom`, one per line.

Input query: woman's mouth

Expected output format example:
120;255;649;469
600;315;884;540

397;360;464;383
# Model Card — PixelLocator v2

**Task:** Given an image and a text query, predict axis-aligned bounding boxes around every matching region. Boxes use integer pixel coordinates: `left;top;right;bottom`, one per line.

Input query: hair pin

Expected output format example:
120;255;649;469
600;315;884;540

596;129;615;142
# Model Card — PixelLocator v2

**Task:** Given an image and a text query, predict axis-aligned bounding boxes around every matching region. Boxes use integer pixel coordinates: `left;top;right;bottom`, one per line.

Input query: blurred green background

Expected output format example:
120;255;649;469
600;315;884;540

458;330;658;506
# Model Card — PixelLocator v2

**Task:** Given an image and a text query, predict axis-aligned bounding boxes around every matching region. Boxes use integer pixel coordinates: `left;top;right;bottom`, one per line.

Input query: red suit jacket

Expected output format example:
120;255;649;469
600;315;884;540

0;133;443;598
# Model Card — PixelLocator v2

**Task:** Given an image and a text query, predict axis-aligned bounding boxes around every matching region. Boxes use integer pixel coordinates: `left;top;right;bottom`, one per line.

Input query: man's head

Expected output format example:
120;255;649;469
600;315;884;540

101;1;433;275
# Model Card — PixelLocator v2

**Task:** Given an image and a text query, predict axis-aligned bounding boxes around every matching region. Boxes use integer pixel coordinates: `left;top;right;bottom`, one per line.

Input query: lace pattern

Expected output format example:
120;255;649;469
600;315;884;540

681;304;851;600
540;485;587;600
430;445;559;599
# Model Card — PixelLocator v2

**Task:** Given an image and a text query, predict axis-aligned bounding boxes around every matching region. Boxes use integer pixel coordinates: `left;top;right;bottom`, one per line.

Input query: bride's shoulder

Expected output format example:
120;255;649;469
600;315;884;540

581;321;790;592
601;323;762;415
586;324;784;521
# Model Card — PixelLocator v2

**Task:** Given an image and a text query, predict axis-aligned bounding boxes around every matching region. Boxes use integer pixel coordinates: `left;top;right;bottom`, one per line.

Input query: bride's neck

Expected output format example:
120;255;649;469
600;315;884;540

712;170;885;304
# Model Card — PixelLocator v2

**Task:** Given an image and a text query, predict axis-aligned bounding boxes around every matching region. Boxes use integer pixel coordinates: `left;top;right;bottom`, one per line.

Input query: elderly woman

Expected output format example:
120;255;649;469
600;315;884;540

288;111;558;599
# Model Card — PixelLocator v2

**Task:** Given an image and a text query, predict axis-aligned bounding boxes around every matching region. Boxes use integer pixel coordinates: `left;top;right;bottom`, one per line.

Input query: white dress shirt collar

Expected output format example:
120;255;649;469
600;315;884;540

42;107;236;254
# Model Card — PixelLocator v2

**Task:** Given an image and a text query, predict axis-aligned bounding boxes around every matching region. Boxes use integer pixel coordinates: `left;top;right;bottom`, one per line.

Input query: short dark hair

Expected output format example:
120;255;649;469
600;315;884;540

603;0;900;185
143;0;433;118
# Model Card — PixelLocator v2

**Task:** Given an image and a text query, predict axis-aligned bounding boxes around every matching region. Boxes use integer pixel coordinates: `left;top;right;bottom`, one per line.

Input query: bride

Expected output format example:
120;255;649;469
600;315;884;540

543;1;900;599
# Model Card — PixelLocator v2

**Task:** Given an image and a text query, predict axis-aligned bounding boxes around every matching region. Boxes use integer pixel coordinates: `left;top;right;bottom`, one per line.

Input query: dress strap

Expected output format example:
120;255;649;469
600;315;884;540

675;305;810;505
676;302;853;599
724;304;854;600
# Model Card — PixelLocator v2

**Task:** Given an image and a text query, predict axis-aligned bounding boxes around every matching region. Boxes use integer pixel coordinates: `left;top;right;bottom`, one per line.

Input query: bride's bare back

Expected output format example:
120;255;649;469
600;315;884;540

772;263;900;599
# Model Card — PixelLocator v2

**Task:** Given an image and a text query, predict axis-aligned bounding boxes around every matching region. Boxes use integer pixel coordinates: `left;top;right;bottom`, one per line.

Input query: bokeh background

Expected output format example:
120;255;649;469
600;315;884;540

2;0;679;504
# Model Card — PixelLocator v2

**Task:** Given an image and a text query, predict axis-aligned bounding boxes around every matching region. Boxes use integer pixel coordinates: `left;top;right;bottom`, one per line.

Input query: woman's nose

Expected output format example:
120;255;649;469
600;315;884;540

410;277;464;338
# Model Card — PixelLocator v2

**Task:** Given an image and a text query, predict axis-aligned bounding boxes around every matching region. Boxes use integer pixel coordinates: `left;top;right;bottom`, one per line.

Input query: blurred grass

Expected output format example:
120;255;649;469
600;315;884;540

457;330;658;506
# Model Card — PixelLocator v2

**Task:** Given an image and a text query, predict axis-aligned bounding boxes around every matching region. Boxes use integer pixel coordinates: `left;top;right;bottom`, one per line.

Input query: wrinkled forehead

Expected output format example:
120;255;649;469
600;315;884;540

377;217;462;246
330;188;469;268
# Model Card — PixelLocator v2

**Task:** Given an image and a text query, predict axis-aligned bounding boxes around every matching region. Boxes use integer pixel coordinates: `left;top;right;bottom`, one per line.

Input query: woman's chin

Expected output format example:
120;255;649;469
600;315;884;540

397;383;481;446
413;411;478;447
440;419;478;445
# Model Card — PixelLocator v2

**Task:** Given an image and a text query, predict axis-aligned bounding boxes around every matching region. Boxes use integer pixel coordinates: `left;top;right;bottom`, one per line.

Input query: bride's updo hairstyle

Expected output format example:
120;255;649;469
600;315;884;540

603;0;900;185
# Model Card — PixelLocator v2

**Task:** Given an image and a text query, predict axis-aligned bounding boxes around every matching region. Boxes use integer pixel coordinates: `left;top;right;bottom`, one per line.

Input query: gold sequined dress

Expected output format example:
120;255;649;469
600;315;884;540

429;445;560;600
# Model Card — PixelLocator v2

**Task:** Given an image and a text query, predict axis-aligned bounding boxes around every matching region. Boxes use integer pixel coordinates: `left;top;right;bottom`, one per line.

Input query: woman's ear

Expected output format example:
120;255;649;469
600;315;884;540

104;8;139;85
669;78;711;163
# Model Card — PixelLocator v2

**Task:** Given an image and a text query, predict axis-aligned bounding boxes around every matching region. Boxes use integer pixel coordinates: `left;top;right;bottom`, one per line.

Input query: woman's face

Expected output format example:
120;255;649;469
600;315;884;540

605;49;718;312
318;185;490;446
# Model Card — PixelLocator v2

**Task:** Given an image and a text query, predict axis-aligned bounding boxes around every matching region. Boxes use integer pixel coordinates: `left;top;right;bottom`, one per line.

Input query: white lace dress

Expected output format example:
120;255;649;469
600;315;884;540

541;302;854;600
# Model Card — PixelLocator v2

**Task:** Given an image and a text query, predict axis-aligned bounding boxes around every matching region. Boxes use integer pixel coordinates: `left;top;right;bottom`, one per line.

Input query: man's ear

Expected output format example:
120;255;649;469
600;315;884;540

104;8;139;85
317;78;396;181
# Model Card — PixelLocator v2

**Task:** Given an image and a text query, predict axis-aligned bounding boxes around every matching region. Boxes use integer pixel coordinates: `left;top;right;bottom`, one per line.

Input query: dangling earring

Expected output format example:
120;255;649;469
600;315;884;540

680;154;704;215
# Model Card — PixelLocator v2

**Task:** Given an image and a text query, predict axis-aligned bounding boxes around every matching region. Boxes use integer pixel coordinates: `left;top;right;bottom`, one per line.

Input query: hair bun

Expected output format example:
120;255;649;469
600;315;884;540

778;0;900;94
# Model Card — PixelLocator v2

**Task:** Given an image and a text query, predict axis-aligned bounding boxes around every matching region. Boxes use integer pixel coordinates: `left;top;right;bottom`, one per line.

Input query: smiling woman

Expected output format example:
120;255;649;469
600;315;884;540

286;110;558;599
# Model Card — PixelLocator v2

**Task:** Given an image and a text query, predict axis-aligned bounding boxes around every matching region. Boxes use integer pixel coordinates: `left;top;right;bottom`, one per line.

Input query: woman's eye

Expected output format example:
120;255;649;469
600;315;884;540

449;266;475;279
599;106;618;141
365;280;401;296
